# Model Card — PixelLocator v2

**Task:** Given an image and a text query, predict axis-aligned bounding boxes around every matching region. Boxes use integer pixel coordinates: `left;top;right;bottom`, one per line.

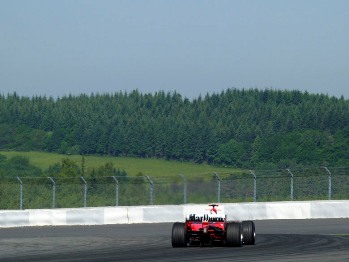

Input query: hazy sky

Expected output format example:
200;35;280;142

1;0;348;99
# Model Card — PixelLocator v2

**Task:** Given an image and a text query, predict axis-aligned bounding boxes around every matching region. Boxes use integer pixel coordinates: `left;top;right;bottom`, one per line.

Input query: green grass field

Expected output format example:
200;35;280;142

0;151;241;177
0;151;247;209
1;151;347;209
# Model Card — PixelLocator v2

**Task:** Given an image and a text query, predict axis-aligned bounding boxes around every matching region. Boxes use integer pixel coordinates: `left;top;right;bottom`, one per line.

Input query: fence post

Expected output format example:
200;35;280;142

80;176;87;207
286;169;294;201
249;170;257;202
112;176;119;207
17;177;23;210
48;177;56;208
178;174;187;204
145;176;153;205
213;173;221;203
323;167;332;200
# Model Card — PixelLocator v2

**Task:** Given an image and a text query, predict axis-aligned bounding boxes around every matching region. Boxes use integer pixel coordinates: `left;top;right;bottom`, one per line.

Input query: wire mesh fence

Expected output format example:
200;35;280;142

0;167;348;210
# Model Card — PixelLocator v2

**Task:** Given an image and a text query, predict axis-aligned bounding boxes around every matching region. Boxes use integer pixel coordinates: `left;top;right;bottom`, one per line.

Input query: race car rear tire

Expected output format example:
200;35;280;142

242;220;256;245
172;222;187;247
225;222;243;247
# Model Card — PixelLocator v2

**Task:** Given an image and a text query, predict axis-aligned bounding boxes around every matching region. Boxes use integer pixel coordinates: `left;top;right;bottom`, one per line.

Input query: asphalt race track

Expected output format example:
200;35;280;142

0;219;348;261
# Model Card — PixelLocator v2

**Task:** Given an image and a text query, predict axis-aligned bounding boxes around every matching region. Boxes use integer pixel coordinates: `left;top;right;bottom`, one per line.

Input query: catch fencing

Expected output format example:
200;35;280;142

0;167;348;210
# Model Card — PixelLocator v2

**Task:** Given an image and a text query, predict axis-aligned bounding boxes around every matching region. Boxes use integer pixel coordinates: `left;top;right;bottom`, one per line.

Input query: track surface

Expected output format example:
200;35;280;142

0;219;349;261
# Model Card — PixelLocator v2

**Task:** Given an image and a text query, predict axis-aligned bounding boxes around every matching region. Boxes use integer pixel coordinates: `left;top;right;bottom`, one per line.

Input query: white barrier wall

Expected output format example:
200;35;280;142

0;200;348;228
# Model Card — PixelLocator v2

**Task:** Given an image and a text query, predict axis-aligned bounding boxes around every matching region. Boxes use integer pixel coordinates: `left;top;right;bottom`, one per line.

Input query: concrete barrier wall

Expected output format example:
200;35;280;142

0;200;348;228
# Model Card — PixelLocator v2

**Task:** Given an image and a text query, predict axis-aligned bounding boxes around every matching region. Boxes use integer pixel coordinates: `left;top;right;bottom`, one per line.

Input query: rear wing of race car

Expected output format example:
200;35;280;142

186;213;227;222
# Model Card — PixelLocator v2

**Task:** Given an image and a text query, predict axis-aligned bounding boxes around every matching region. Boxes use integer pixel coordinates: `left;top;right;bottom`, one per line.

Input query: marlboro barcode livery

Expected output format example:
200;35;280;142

172;204;255;247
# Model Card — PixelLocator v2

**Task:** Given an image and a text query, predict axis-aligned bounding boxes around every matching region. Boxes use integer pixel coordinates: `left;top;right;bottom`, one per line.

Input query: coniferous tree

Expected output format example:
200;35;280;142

0;89;348;167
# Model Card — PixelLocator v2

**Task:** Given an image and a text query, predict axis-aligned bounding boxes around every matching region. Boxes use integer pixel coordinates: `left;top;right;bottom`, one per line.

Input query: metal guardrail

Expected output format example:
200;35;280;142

0;167;348;210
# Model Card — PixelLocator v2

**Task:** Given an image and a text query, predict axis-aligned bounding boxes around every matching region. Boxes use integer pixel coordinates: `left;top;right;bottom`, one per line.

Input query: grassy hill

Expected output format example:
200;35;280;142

1;151;347;209
0;151;241;177
0;151;245;209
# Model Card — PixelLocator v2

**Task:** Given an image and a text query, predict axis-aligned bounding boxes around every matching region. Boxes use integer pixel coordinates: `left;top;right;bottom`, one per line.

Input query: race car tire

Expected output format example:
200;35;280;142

242;220;256;245
171;222;187;247
225;222;243;247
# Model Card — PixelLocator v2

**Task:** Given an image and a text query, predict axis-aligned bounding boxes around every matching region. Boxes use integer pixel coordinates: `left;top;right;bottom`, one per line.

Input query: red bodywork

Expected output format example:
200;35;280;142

172;204;255;247
185;205;227;245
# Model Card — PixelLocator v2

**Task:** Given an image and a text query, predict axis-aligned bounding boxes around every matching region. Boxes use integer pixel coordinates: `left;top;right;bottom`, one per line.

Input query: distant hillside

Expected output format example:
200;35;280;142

1;88;349;168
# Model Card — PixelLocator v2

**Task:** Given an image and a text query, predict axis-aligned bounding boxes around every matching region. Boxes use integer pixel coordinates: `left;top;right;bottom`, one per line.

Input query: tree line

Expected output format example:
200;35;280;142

1;88;349;169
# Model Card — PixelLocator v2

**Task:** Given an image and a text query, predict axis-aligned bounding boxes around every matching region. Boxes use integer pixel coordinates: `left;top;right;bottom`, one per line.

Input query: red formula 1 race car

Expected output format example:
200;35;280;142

172;204;255;247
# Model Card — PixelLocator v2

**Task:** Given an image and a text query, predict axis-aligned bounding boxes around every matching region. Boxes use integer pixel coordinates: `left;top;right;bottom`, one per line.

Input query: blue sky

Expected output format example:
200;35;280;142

1;0;348;99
